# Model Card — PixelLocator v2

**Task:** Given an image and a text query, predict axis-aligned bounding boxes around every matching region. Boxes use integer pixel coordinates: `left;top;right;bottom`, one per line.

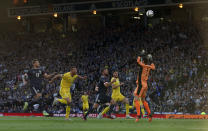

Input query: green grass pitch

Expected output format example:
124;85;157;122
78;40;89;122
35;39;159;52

0;117;208;131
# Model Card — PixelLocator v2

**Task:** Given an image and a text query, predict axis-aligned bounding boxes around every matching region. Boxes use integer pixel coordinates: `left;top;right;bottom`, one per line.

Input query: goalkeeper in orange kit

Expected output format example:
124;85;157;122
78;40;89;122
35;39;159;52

134;54;155;122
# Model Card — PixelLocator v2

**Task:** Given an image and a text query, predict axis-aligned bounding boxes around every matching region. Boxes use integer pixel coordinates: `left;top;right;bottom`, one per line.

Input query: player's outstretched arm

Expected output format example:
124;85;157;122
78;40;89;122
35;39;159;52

49;74;63;83
44;72;57;79
104;78;116;87
137;56;145;67
137;56;155;70
77;75;87;80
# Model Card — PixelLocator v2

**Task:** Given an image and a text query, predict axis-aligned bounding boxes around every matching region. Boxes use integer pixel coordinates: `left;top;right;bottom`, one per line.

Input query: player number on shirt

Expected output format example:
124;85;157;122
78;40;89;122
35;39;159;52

36;73;40;77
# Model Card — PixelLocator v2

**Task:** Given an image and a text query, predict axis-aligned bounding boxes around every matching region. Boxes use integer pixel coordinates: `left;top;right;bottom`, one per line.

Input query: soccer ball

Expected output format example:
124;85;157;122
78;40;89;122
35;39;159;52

141;49;145;55
147;54;153;61
147;54;152;59
146;10;154;17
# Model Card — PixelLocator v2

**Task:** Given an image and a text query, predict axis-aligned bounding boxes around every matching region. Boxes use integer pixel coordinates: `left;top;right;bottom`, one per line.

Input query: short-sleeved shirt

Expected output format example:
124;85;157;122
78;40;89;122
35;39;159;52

60;72;78;90
27;68;45;88
111;77;121;97
81;95;89;104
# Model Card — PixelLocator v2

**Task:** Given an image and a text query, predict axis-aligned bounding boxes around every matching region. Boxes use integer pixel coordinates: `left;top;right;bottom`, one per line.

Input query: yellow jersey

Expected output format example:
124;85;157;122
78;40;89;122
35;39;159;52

111;77;121;97
60;72;78;90
81;95;89;104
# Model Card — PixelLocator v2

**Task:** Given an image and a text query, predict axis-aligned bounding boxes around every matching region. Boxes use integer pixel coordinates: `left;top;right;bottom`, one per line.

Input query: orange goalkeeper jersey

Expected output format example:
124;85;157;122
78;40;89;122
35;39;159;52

134;57;155;96
136;56;155;82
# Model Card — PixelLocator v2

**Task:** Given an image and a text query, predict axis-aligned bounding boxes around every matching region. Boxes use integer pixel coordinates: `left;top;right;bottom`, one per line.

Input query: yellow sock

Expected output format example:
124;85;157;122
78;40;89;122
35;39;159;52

129;106;133;109
65;106;70;119
133;99;136;108
101;106;110;115
126;104;129;115
139;99;145;116
58;99;67;104
83;108;86;115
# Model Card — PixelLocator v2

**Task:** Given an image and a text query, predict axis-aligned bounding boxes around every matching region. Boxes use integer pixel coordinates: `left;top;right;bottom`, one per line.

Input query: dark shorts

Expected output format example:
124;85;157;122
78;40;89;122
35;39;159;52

95;94;111;104
30;85;43;96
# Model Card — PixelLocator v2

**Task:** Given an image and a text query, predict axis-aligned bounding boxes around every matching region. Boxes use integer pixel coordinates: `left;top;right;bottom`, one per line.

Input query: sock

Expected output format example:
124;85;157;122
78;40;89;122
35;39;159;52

25;100;33;111
84;106;95;118
83;109;85;115
134;100;140;116
126;103;129;116
28;99;39;111
132;99;135;108
65;106;70;119
139;99;145;116
83;108;88;115
58;99;68;104
37;98;44;112
143;100;151;115
84;111;88;115
129;106;134;109
108;105;114;115
42;98;52;112
101;106;110;115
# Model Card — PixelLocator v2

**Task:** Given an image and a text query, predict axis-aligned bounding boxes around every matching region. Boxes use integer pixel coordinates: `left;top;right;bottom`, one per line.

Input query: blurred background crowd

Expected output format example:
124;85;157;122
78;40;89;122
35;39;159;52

0;20;208;115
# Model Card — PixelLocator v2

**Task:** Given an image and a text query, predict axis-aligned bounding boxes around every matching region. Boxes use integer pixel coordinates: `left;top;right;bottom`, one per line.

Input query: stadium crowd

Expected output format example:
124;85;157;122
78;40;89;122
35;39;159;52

0;20;207;114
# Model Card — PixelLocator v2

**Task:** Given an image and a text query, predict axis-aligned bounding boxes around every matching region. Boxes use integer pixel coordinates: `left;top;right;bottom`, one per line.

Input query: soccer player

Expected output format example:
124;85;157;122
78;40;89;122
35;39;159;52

50;66;87;120
134;55;155;122
23;59;55;115
81;91;89;115
83;68;116;120
111;71;133;118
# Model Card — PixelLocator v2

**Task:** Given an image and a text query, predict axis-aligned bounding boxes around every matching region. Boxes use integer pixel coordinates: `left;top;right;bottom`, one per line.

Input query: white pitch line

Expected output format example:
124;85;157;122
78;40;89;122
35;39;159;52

187;128;208;130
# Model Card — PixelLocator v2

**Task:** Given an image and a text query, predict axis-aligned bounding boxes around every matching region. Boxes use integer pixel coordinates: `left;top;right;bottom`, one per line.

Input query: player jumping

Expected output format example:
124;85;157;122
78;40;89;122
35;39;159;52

111;71;133;119
134;55;155;122
83;68;116;120
50;66;87;120
23;59;56;115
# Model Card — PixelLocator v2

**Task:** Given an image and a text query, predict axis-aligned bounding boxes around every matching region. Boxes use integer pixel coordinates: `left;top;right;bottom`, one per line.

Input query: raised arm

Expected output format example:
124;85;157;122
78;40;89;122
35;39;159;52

137;57;145;67
144;63;156;70
137;56;155;70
